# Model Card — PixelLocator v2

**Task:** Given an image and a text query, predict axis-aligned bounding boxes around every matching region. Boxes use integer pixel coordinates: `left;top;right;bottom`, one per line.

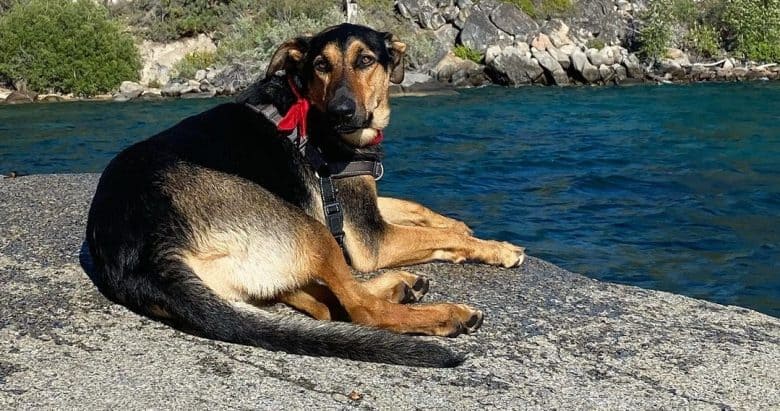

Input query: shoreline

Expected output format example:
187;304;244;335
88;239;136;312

2;65;779;105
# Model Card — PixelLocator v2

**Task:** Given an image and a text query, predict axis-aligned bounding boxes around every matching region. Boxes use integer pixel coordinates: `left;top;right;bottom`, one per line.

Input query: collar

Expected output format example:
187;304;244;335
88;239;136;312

245;76;384;180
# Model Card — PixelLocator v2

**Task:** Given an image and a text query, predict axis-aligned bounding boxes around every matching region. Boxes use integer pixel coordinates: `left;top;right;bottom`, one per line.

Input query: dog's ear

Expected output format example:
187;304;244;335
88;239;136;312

384;33;407;84
266;36;311;77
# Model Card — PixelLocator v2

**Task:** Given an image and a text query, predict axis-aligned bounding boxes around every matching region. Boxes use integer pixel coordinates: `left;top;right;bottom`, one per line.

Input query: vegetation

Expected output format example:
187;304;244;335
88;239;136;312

173;51;216;79
0;0;141;96
639;0;780;62
453;45;483;63
503;0;573;19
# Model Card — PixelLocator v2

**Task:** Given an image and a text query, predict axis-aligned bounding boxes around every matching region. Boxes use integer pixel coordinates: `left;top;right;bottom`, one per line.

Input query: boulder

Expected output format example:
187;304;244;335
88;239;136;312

489;3;538;42
532;48;570;85
161;82;184;97
531;33;554;52
419;5;447;30
659;59;686;80
665;48;691;66
459;2;512;52
547;45;572;70
486;46;545;86
485;45;502;65
440;5;460;22
598;64;614;82
571;49;600;83
4;91;35;104
612;63;627;82
432;24;461;56
586;47;615;67
541;19;574;48
37;94;66;103
194;70;207;82
0;87;12;100
431;51;488;87
621;53;644;79
564;0;626;45
115;81;145;101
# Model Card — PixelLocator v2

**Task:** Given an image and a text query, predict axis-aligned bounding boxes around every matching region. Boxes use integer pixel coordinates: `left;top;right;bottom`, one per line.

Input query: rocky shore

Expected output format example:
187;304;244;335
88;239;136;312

1;173;780;409
1;0;779;105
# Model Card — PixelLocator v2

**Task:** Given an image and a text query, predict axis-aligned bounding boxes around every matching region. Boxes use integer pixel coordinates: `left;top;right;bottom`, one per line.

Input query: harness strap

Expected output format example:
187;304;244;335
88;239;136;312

318;173;351;264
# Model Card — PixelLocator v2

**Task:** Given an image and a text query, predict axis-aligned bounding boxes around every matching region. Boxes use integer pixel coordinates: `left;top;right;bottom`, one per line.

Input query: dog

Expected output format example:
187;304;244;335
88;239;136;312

85;23;525;368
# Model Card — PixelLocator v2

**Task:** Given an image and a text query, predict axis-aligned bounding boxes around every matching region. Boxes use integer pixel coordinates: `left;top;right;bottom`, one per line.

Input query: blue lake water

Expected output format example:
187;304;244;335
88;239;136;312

1;82;779;317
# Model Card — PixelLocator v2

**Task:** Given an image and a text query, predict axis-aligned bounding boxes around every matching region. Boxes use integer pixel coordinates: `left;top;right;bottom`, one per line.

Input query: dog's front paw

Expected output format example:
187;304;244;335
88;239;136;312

446;305;484;337
489;241;526;268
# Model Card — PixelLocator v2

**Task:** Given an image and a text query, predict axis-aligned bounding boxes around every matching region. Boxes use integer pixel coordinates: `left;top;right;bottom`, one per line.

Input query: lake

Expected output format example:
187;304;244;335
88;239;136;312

1;82;778;317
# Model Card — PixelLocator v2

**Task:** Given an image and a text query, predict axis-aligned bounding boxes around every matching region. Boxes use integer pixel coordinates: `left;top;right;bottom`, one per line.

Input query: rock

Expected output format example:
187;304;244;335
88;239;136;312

547;45;572;70
440;5;460;22
459;3;512;52
400;71;435;88
432;24;461;56
486;46;545;86
6;174;780;410
116;81;144;101
419;5;447;30
485;45;502;65
0;87;12;100
513;41;531;56
571;49;601;83
194;70;207;82
180;90;217;99
161;82;184;97
4;91;34;104
722;58;734;70
532;48;570;85
586;47;615;67
211;64;258;95
598;64;614;82
659;59;686;80
612;63;627;82
733;67;749;78
138;34;216;87
37;94;66;103
531;33;554;52
489;3;538;42
622;53;644;79
564;0;626;46
541;19;574;48
431;52;489;87
665;48;691;66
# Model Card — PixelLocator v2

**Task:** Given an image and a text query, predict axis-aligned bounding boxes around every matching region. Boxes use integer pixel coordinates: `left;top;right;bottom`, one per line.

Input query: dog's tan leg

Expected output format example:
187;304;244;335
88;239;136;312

305;228;483;336
278;284;335;321
363;270;429;303
377;197;472;235
348;223;525;271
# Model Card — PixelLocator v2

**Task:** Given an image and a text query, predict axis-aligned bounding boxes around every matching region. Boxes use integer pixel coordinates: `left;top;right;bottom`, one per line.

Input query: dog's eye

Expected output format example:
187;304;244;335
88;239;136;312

358;55;375;67
314;59;329;73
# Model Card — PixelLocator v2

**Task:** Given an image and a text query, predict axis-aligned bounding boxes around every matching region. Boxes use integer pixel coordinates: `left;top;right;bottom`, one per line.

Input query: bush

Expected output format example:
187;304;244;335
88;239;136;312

502;0;572;19
453;45;482;63
638;0;780;62
110;0;234;42
0;0;141;96
173;51;216;79
721;0;780;62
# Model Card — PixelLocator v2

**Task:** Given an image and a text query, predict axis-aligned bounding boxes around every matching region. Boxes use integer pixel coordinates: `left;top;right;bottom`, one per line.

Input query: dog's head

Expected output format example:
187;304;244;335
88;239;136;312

266;23;406;147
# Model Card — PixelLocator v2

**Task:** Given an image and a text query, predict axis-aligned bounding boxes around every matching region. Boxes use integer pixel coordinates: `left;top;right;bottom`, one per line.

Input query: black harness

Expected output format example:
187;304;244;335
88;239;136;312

245;102;383;261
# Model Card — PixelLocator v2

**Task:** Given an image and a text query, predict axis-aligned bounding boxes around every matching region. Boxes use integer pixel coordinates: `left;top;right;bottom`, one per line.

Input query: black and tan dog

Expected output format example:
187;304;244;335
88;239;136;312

85;23;525;367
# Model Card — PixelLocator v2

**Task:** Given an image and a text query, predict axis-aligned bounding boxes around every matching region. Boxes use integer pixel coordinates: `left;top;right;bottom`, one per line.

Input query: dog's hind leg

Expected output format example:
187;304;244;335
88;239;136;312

303;227;483;336
362;270;429;303
377;197;472;236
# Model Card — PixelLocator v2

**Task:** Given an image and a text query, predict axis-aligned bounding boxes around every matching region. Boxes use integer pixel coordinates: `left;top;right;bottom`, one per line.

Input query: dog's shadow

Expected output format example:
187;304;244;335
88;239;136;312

78;240;98;284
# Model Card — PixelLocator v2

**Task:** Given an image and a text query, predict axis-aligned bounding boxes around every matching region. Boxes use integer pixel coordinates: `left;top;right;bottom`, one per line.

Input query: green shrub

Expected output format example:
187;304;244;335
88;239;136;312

453;44;483;63
0;0;141;96
639;0;780;62
685;24;720;58
173;51;216;79
216;4;343;77
586;38;606;50
502;0;572;19
111;0;234;42
721;0;780;62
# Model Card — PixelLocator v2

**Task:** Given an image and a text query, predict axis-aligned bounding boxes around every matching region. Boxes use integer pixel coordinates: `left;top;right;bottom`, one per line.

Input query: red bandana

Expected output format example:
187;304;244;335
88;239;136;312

278;76;383;147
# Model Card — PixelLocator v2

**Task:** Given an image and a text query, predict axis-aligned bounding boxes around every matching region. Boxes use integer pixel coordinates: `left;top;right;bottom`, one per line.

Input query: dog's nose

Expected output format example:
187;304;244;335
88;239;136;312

327;97;356;121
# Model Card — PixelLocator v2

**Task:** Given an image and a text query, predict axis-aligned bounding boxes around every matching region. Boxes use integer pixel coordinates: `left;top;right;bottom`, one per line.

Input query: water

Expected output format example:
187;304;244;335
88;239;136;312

1;82;779;317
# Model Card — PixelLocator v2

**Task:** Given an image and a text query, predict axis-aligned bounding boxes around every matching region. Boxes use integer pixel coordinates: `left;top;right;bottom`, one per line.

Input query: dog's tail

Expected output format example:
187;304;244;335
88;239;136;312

158;276;463;368
84;249;460;368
